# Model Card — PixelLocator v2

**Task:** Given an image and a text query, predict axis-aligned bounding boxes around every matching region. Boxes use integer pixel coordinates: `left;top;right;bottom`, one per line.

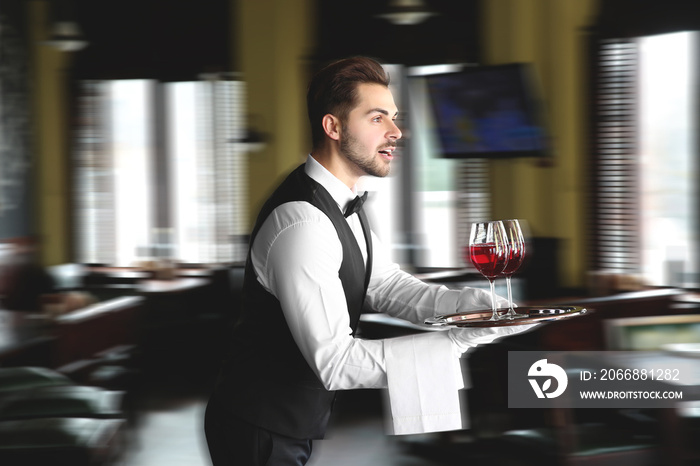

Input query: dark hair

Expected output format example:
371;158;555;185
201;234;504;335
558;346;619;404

306;56;390;148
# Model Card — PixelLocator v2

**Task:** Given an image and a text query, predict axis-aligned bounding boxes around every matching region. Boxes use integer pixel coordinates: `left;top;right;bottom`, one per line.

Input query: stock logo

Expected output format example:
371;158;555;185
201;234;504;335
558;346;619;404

528;359;568;399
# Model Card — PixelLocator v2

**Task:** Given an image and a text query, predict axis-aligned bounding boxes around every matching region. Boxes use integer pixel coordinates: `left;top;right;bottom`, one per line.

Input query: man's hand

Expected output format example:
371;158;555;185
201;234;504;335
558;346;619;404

447;323;538;353
457;286;510;312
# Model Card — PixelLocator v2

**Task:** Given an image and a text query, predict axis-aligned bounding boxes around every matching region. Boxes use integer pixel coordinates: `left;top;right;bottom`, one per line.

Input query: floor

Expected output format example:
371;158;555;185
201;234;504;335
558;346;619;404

116;380;471;466
119;392;209;466
109;358;676;466
111;339;538;466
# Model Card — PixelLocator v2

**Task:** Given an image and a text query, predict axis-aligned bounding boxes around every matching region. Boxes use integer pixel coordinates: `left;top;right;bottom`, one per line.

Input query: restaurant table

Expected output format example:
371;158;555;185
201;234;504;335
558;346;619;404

137;277;210;295
136;277;211;329
82;266;218;300
135;277;216;381
85;265;223;282
83;267;149;286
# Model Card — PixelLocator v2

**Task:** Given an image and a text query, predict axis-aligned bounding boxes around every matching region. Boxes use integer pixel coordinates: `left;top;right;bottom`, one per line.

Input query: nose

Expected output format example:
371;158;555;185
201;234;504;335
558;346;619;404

388;119;402;140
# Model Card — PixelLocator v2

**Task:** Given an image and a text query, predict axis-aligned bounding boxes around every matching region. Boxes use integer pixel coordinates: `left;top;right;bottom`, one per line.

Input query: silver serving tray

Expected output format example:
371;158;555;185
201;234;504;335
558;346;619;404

424;306;588;327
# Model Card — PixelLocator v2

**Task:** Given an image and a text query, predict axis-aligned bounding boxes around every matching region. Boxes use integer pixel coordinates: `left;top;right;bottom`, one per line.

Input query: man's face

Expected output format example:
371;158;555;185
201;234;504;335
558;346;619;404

339;83;402;178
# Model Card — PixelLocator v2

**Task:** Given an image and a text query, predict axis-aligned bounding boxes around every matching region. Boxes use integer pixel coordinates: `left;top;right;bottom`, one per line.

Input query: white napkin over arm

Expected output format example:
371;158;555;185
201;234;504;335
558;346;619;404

384;331;465;435
383;324;538;435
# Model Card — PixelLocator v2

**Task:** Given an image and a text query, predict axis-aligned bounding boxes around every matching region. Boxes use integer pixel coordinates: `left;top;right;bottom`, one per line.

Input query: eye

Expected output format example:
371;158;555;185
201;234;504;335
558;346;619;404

372;115;382;123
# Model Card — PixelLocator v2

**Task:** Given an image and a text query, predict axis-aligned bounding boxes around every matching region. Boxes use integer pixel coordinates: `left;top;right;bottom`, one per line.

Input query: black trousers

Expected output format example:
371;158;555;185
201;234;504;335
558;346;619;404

204;397;313;466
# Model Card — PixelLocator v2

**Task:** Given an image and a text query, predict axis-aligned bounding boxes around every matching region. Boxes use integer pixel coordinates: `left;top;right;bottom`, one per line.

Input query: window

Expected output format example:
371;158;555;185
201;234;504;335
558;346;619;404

638;32;698;286
166;78;248;264
73;76;248;266
591;32;699;287
407;65;491;270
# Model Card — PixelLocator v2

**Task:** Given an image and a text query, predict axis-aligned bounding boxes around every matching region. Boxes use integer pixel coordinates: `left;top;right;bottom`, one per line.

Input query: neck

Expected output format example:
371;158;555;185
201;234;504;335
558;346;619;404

310;144;360;190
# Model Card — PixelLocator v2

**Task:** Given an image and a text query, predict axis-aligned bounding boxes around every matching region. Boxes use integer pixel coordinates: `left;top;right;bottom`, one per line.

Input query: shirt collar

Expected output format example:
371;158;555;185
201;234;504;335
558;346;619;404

304;154;357;211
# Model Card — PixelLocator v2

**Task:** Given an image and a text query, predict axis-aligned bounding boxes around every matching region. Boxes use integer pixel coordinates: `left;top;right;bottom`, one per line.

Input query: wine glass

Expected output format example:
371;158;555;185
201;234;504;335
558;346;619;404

500;219;526;319
468;221;509;321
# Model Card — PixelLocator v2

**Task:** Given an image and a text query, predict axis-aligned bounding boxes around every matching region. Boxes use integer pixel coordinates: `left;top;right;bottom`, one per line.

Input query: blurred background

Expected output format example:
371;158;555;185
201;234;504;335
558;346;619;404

2;0;700;464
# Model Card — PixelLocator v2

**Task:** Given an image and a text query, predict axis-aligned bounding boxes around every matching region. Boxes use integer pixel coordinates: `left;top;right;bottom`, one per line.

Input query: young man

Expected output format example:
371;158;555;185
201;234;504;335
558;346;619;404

204;56;534;465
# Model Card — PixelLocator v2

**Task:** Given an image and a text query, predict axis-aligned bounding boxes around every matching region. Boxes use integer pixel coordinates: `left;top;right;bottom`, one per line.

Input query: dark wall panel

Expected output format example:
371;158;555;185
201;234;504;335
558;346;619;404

0;0;33;239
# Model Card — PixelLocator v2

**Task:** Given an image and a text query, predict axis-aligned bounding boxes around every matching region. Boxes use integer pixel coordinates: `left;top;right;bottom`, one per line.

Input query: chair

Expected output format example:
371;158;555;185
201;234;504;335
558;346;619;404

0;417;125;466
0;366;74;394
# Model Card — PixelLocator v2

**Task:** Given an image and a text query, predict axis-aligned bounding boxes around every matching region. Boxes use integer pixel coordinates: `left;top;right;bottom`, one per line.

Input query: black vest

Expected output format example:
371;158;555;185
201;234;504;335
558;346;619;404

213;164;372;439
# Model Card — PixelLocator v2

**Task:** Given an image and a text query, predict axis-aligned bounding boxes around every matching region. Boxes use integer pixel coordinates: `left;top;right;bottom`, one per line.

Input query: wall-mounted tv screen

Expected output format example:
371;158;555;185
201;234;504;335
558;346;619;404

418;63;550;159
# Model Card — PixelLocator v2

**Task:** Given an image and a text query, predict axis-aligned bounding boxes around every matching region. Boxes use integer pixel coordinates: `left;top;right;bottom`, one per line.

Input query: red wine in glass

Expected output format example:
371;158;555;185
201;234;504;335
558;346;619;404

469;243;508;279
502;245;525;275
501;219;526;318
468;221;509;320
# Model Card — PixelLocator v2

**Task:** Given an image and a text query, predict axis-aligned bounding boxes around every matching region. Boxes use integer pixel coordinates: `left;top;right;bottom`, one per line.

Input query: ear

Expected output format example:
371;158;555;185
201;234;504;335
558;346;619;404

321;114;341;141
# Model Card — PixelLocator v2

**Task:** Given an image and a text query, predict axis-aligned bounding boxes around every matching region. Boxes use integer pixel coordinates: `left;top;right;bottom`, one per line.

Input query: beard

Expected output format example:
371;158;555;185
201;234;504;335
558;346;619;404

339;127;393;178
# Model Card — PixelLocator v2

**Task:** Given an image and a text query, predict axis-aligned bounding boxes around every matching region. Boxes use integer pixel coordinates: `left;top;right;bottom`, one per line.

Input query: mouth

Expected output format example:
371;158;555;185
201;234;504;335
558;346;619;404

378;146;396;160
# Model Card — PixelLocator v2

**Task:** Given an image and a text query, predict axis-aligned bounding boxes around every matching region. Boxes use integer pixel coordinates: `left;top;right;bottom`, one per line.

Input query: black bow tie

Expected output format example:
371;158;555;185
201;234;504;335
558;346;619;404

343;192;368;218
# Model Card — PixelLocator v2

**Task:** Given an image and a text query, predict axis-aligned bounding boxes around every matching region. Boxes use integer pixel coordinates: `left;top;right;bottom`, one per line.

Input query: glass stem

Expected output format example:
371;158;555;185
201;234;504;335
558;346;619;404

505;275;516;318
506;275;514;310
488;279;499;320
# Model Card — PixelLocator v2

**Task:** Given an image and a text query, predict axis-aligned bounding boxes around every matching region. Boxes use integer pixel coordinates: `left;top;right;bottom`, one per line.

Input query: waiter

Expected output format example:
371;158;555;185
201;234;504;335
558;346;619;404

204;56;534;465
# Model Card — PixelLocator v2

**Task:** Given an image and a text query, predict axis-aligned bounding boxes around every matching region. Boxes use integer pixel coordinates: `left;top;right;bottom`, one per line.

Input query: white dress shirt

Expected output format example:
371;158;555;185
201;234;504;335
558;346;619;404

251;154;525;434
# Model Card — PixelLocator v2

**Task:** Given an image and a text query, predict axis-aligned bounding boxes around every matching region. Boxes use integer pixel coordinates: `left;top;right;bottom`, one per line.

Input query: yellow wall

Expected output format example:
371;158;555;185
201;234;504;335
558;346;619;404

29;0;71;265
236;0;315;228
482;0;599;288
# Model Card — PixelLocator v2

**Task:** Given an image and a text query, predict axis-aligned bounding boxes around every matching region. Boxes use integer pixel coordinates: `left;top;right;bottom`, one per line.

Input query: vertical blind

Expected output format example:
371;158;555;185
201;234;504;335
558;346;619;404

456;159;491;266
73;76;247;266
590;38;641;274
74;81;117;264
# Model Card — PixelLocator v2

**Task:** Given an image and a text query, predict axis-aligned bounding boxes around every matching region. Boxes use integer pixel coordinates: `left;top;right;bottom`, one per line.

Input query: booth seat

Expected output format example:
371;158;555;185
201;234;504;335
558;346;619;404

50;296;144;391
0;368;127;465
0;385;124;421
